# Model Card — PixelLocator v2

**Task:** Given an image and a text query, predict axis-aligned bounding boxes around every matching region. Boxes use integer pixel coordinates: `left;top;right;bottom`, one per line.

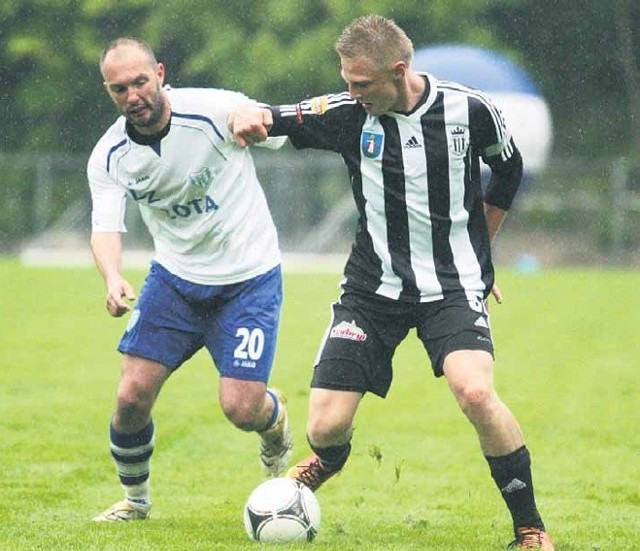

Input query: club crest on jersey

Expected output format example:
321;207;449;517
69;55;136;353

187;167;212;189
449;126;468;156
361;131;384;158
330;320;367;342
309;95;329;115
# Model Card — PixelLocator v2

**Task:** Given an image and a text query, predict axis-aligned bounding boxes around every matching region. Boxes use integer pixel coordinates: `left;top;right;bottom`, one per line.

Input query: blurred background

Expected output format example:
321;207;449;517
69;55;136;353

1;0;639;270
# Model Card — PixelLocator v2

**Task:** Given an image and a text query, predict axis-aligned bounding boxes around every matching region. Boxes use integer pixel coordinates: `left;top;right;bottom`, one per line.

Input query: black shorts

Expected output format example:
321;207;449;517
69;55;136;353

311;287;494;398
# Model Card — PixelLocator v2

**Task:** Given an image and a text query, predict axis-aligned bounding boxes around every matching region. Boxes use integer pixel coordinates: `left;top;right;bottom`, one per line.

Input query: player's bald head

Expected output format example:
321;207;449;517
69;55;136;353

100;37;158;76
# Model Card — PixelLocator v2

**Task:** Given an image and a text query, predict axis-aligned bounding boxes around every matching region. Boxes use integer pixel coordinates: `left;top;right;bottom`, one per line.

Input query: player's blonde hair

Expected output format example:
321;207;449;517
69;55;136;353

335;15;414;69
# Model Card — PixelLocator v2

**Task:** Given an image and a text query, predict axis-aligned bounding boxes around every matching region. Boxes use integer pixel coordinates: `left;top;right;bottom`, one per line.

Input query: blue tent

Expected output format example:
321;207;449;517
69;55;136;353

413;44;540;95
413;44;553;175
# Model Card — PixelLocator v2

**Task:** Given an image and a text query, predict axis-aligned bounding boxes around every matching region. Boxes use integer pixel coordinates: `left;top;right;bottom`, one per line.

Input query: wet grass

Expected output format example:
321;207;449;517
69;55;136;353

0;260;638;549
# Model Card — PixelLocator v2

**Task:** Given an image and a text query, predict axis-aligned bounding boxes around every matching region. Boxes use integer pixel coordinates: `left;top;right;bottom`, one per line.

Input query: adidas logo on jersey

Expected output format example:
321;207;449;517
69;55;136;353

403;136;421;149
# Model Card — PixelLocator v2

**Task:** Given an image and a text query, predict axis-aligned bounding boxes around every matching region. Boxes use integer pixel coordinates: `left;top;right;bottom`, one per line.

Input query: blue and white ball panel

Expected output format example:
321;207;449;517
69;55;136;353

118;262;282;381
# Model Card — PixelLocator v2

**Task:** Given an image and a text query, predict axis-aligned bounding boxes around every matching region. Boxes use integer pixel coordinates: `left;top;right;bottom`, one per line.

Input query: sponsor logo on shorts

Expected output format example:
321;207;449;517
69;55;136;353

330;320;367;342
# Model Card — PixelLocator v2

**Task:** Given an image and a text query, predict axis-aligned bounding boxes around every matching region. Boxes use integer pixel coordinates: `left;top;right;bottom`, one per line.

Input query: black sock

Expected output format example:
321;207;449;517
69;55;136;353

309;438;351;472
485;445;545;533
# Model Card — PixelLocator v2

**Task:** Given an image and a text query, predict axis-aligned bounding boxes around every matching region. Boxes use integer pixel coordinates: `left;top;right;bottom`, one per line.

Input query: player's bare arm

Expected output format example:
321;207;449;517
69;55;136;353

90;231;136;317
229;103;273;148
484;202;508;244
484;203;509;304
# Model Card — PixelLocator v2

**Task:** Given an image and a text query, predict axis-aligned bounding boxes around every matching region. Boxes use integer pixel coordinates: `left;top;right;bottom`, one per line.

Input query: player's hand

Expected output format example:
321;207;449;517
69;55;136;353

105;278;136;317
489;283;503;305
230;103;273;148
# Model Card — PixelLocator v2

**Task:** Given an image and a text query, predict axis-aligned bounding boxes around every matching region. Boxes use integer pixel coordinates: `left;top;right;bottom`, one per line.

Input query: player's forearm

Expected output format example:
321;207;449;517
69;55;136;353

484;204;508;244
90;231;124;286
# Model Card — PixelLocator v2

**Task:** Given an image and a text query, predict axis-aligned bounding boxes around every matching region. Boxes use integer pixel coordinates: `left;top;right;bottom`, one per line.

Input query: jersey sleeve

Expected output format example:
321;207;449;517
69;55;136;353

87;147;128;233
255;136;288;150
468;94;523;209
268;92;358;152
197;89;288;152
203;89;252;144
468;93;516;162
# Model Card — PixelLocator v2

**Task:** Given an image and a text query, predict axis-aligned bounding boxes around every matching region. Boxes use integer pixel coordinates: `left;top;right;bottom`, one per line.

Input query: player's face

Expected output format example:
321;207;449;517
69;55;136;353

340;56;402;116
102;46;168;134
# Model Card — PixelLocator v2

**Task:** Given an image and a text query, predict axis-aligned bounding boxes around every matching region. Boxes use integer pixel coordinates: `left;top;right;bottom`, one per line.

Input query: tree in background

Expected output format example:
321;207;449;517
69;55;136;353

488;0;640;157
0;0;638;158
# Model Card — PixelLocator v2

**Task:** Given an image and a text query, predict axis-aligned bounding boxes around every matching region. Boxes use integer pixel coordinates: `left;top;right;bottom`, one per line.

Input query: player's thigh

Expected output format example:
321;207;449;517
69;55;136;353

118;263;204;370
416;292;494;377
205;266;283;383
443;349;495;398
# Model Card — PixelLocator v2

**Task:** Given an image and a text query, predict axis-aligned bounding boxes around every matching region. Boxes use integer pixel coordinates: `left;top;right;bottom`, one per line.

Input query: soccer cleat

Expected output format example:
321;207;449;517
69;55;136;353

93;499;151;522
259;389;293;477
507;527;555;550
286;454;340;492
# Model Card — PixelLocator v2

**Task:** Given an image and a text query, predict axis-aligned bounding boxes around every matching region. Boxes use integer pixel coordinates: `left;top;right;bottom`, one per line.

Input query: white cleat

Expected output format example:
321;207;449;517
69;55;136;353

93;500;150;522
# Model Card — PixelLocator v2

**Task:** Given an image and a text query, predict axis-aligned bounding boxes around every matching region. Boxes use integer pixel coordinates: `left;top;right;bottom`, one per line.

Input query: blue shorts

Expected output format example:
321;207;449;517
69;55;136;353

118;262;283;382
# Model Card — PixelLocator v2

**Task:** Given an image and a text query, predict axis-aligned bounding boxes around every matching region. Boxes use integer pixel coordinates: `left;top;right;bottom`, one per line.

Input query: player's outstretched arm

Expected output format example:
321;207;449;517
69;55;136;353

90;231;136;317
229;103;273;148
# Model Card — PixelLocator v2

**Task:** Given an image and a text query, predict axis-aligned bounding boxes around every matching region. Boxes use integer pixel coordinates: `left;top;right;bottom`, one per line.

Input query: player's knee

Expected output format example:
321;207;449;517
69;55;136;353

116;381;153;416
307;413;351;447
455;384;497;423
221;399;261;431
113;390;153;432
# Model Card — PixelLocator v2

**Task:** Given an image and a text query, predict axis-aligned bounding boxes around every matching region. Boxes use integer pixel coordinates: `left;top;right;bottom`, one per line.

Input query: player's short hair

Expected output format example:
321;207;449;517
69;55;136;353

99;37;158;71
335;15;414;69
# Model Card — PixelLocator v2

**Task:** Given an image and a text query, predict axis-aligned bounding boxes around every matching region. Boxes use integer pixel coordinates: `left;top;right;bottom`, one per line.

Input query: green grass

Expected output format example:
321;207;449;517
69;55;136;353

0;259;638;550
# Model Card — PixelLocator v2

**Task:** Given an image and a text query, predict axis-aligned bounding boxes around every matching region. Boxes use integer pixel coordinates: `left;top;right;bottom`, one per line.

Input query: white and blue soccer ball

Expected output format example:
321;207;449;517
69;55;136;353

243;477;321;543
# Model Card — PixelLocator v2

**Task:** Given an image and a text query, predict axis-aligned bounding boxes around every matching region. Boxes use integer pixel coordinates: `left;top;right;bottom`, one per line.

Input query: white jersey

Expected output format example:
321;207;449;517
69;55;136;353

88;87;282;285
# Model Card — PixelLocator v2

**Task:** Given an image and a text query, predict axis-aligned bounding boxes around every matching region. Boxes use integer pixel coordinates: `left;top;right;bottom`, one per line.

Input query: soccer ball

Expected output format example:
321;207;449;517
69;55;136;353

243;477;321;543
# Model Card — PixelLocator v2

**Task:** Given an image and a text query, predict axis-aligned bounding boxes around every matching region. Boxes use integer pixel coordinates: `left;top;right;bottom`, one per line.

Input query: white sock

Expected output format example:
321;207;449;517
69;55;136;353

124;480;150;505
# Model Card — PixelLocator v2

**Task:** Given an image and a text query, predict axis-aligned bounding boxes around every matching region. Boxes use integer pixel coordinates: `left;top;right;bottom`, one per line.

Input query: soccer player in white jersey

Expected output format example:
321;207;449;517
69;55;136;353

88;37;292;522
232;15;554;550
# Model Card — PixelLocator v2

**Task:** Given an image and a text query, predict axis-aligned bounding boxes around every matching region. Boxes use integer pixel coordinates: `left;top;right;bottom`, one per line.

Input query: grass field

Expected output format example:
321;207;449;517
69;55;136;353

0;259;638;550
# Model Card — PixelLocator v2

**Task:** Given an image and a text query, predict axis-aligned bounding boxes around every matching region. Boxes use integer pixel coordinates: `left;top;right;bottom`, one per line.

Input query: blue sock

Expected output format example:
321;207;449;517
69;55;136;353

259;389;279;432
110;420;154;501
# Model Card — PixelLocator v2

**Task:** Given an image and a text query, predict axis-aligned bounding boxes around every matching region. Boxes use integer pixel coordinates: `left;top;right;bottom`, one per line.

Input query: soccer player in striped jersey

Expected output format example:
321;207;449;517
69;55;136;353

88;38;292;522
232;15;553;550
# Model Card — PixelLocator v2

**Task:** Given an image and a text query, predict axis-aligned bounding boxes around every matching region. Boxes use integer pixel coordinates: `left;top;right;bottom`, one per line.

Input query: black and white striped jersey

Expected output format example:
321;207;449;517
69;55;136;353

269;74;522;303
